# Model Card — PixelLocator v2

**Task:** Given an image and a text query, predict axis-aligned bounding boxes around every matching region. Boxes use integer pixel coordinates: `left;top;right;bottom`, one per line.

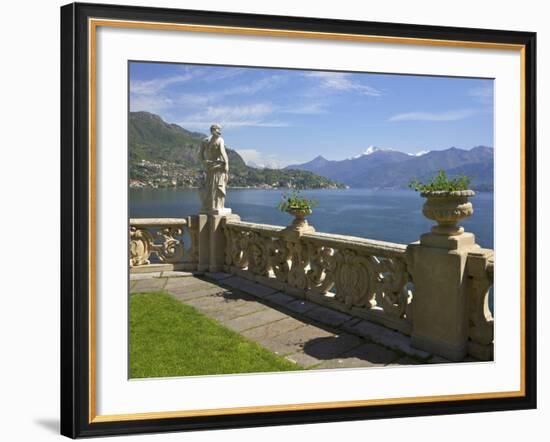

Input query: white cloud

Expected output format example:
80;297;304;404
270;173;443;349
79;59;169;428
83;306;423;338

130;73;194;96
468;84;494;104
282;102;328;115
130;94;175;114
388;109;478;122
194;67;247;82
236;149;261;164
305;72;382;96
224;75;284;96
205;103;274;120
174;93;213;106
130;66;249;97
130;69;282;117
138;75;285;114
178;103;290;129
179;120;289;130
236;149;287;169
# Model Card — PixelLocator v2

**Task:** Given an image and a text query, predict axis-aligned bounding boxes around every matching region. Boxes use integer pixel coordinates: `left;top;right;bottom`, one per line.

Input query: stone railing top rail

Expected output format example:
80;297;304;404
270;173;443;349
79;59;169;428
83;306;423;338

130;218;188;227
302;231;407;256
225;219;286;235
224;219;407;257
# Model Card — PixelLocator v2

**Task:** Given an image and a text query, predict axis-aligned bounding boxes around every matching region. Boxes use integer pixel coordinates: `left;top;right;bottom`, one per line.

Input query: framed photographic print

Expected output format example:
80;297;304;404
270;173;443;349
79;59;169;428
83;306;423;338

60;2;537;438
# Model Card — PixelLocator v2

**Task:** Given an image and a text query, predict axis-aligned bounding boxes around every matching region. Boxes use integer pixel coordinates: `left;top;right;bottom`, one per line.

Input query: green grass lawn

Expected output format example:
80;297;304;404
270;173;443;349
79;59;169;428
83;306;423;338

129;291;302;378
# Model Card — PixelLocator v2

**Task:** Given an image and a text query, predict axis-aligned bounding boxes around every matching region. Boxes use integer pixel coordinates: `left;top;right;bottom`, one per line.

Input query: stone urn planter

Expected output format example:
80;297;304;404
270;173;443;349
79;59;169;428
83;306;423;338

421;189;475;236
278;190;317;235
285;207;315;233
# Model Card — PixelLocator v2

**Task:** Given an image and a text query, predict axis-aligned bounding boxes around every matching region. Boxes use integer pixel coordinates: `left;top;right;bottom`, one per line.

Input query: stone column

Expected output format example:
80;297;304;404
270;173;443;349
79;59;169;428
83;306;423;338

197;208;240;273
407;232;480;361
209;212;240;273
195;214;209;272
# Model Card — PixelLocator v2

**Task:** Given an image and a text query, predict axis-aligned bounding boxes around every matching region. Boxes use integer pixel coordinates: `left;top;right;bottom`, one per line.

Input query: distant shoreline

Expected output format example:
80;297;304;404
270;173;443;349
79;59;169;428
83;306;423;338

129;186;493;192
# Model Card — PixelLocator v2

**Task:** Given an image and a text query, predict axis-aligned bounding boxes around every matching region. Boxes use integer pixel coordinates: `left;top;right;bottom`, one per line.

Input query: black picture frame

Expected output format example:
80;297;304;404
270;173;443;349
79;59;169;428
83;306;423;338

60;2;537;438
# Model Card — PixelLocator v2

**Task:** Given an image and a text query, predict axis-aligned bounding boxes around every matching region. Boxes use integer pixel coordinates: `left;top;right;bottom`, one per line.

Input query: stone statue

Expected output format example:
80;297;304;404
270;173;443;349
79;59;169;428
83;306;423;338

199;124;230;214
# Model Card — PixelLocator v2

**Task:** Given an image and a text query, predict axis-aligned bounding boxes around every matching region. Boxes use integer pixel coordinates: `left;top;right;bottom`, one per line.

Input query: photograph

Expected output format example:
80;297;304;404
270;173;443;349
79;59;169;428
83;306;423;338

128;61;495;379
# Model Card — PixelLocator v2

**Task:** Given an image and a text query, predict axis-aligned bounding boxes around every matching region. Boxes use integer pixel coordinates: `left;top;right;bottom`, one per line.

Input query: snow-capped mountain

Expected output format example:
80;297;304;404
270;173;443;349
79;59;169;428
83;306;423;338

410;150;430;157
285;146;494;189
352;145;398;159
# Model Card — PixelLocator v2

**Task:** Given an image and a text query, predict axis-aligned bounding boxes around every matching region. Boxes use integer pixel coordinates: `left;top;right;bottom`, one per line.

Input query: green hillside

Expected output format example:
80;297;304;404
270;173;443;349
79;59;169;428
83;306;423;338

129;111;344;189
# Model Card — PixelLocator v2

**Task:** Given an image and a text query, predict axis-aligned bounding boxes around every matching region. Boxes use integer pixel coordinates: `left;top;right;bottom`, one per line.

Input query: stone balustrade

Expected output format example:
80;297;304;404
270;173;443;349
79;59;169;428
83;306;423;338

129;217;199;269
223;220;413;335
128;211;494;362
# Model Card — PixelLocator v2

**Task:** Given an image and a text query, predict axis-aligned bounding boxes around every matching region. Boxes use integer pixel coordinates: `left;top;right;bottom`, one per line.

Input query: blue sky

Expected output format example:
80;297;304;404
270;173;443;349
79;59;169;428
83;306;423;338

129;62;493;168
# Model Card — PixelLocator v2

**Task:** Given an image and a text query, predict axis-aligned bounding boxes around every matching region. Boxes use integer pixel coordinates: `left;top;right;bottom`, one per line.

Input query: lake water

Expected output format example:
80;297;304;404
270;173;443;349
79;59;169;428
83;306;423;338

130;188;494;249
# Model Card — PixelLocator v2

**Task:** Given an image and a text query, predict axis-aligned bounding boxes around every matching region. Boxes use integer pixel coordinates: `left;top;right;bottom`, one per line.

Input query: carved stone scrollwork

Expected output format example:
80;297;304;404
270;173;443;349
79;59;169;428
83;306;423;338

221;221;416;329
306;244;336;294
225;227;249;269
154;226;184;263
129;222;185;266
333;249;377;308
377;256;411;318
287;241;309;290
130;226;154;266
269;238;290;283
304;241;412;316
246;232;270;276
223;226;234;266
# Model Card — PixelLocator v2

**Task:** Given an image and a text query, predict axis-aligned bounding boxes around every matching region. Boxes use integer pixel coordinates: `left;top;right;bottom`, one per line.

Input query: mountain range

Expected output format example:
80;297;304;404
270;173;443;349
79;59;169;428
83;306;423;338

129;111;493;191
285;145;494;190
128;111;344;189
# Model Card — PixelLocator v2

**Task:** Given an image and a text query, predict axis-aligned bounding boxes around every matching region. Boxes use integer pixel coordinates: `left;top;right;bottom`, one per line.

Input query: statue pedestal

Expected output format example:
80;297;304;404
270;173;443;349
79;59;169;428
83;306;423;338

196;209;238;273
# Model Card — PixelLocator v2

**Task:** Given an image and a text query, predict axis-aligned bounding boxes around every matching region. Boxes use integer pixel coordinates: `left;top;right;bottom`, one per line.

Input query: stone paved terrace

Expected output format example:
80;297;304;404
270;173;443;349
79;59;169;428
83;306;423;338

130;271;461;369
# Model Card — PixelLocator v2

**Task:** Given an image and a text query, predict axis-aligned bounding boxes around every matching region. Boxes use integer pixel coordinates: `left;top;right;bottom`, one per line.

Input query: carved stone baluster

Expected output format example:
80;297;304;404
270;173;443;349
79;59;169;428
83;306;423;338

306;243;336;294
231;229;249;269
377;256;410;318
223;225;234;267
130;226;154;267
269;238;290;283
246;232;270;277
306;243;323;290
334;249;377;308
287;240;309;290
151;226;184;263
